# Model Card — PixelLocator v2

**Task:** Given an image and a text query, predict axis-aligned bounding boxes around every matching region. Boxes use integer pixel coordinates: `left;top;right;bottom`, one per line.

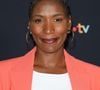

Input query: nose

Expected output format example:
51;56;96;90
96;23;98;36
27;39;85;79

43;21;54;34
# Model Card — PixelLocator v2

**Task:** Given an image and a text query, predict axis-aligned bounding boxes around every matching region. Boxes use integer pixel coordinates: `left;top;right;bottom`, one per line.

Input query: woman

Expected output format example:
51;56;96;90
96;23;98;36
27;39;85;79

0;0;100;90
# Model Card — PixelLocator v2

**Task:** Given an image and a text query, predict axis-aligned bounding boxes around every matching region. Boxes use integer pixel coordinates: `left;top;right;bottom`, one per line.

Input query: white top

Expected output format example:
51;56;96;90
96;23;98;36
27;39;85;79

31;71;72;90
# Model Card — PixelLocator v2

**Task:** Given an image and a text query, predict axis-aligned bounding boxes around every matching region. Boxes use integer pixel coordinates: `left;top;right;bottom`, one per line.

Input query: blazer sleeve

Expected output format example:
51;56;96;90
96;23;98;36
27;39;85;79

0;61;11;90
0;57;21;90
91;65;100;90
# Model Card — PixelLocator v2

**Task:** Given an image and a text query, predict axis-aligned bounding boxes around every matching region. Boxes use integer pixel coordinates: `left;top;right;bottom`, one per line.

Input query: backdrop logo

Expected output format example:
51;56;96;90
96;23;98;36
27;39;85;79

72;23;90;34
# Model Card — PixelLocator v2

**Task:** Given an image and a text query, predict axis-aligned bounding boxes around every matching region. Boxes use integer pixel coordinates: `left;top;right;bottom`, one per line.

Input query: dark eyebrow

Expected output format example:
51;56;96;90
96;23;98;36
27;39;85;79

32;13;65;18
32;15;43;18
53;13;65;17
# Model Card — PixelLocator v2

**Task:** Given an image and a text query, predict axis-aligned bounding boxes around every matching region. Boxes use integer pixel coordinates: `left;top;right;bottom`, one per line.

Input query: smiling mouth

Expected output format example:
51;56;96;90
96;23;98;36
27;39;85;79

41;38;59;44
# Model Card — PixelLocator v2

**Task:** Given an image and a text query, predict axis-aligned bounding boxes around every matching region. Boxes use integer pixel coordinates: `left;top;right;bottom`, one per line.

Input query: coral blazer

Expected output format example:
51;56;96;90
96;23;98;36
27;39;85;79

0;47;100;90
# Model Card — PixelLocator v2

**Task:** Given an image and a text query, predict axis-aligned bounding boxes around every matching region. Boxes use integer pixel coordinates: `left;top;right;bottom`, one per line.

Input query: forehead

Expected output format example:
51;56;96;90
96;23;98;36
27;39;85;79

32;0;65;16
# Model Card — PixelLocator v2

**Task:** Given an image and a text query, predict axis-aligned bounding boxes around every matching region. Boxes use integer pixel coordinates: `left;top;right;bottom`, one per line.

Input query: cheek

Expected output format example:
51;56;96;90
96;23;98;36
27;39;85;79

55;24;68;35
30;25;42;36
29;26;41;43
55;24;68;41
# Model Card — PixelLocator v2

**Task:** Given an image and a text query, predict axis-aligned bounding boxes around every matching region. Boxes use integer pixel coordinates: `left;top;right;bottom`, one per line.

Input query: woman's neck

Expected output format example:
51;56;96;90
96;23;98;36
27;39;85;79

34;47;67;74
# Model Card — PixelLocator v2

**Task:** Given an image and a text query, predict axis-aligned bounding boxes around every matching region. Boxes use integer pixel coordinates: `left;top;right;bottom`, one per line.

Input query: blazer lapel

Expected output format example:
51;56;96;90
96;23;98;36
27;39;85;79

10;48;91;90
10;48;35;90
64;50;90;90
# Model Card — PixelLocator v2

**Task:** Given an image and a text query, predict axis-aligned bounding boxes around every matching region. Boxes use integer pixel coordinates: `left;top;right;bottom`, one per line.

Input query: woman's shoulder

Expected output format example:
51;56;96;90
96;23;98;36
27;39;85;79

0;47;36;71
0;55;24;72
65;50;100;71
0;56;24;83
72;55;99;70
65;51;100;85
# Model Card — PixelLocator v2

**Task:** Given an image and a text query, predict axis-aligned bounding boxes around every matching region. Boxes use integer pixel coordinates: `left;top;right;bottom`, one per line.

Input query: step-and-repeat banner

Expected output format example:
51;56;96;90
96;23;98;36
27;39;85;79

0;0;100;66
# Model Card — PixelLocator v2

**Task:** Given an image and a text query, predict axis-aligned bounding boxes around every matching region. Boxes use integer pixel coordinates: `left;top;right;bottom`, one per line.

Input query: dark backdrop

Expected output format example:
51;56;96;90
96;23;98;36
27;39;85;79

0;0;100;66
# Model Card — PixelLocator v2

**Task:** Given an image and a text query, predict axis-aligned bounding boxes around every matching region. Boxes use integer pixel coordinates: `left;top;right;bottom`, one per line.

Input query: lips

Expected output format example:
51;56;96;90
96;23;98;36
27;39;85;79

41;38;58;44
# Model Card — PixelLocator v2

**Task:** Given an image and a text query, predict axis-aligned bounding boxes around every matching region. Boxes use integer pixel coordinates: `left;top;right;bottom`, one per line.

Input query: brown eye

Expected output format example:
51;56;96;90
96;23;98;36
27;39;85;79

54;18;63;22
33;19;42;24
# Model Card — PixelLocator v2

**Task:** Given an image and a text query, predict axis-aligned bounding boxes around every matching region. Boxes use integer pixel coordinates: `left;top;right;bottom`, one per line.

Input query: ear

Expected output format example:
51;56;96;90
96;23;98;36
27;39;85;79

67;16;72;30
27;22;31;30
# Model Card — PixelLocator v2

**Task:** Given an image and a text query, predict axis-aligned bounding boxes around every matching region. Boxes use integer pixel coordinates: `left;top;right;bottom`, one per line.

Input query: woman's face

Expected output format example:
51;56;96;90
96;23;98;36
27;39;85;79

28;0;71;53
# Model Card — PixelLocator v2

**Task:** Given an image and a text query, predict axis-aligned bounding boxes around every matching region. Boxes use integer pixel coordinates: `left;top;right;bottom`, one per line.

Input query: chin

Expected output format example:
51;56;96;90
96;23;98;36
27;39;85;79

38;45;64;54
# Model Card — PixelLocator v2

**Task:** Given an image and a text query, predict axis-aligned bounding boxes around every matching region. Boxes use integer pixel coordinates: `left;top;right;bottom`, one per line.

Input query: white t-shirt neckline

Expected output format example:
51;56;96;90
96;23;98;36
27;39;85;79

31;71;72;90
